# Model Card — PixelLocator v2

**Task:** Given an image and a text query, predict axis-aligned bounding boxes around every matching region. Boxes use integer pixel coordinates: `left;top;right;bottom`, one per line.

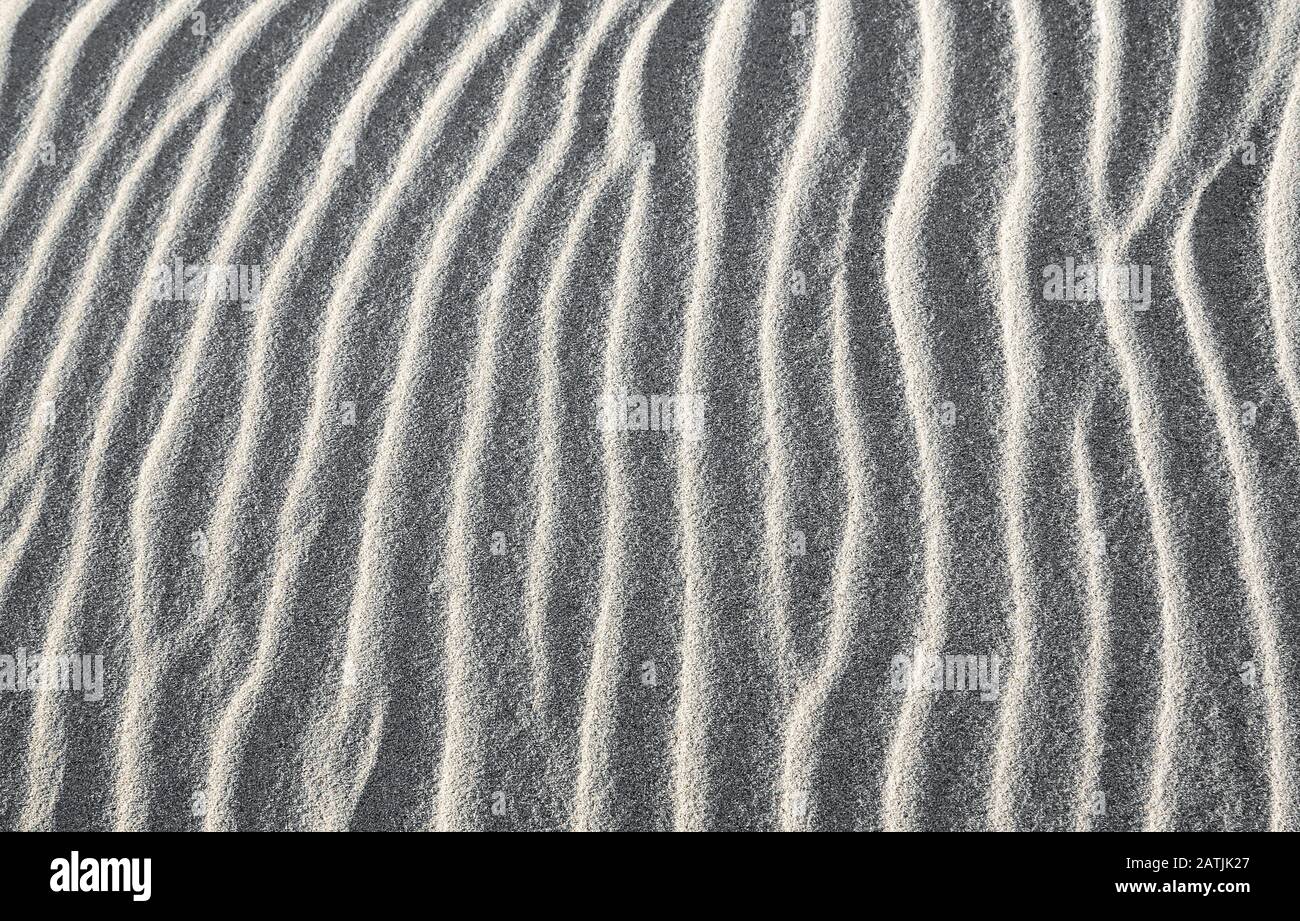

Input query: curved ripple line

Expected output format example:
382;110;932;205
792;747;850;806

669;0;754;832
757;0;855;706
189;0;439;646
1070;395;1109;831
513;0;642;722
112;0;369;831
986;0;1045;832
0;0;273;415
18;97;232;831
777;158;868;832
1168;2;1300;827
202;0;540;831
570;0;675;831
299;2;561;832
0;0;118;245
1088;0;1207;830
878;0;955;833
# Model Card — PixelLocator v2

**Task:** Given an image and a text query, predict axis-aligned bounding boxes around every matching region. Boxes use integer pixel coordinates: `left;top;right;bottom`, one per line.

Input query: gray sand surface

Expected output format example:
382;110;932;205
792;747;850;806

0;0;1297;830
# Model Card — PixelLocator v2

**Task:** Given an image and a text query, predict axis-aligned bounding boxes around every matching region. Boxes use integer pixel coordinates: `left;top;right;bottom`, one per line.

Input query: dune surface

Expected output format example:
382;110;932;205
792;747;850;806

0;0;1297;831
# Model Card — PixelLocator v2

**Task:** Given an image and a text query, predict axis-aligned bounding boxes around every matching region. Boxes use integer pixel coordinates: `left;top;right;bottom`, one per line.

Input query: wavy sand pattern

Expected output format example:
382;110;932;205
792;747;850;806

0;0;1297;830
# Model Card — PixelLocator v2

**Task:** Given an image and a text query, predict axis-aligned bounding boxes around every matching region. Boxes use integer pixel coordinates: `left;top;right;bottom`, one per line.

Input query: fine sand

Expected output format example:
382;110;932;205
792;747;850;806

0;0;1298;831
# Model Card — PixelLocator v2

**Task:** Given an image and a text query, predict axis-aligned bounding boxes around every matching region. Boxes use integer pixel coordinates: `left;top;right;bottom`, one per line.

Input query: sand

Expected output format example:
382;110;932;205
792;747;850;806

0;0;1297;831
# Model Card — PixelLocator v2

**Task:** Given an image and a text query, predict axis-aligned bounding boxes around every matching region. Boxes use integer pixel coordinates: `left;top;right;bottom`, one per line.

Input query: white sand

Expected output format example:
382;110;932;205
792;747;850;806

0;0;1296;831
